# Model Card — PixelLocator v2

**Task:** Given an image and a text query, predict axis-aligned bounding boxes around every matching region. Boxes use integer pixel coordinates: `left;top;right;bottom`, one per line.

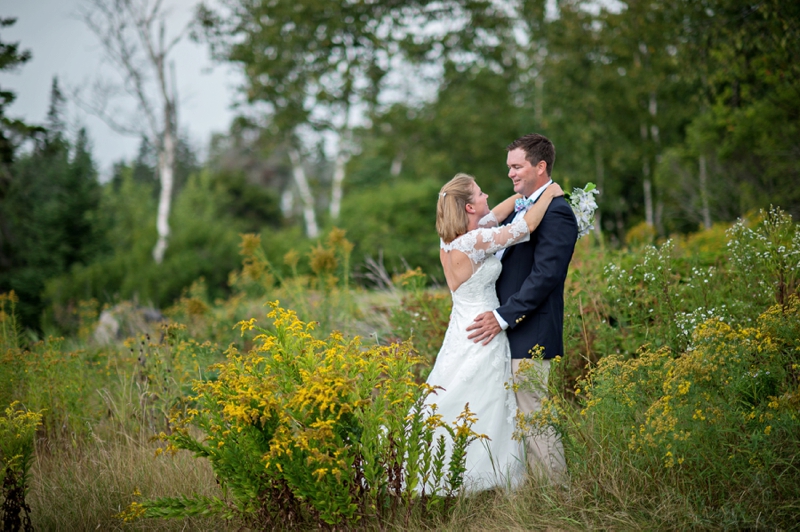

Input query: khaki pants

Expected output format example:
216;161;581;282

512;358;566;480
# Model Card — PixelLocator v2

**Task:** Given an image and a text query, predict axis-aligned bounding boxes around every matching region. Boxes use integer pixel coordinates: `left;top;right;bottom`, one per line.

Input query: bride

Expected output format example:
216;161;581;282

424;172;563;491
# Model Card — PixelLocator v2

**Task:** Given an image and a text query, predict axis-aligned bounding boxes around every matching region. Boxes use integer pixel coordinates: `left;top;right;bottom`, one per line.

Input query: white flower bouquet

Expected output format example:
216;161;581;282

566;183;599;239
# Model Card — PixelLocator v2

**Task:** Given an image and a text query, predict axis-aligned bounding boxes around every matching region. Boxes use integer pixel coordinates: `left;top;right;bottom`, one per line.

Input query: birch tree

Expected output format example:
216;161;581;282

77;0;182;263
195;0;509;235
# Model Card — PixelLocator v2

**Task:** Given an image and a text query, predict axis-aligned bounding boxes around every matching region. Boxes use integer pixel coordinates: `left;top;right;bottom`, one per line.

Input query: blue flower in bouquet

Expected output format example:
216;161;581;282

566;183;599;239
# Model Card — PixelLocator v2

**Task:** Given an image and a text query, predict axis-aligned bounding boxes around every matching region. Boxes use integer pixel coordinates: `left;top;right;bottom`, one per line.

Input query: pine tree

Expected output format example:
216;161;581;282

0;76;103;329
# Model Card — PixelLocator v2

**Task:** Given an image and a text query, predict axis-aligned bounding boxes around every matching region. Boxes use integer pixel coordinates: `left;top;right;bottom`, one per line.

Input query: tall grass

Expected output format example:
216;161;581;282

511;208;800;530
29;434;230;530
2;214;799;529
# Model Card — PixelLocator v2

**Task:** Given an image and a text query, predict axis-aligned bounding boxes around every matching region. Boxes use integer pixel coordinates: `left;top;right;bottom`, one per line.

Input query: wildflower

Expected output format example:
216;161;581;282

117;501;146;522
283;249;300;268
393;267;427;289
328;227;347;248
239;233;261;257
664;451;675;468
235;318;257;334
309;244;338;274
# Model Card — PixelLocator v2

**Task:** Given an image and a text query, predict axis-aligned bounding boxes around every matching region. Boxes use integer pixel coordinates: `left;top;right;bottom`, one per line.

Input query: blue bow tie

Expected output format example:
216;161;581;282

514;197;535;213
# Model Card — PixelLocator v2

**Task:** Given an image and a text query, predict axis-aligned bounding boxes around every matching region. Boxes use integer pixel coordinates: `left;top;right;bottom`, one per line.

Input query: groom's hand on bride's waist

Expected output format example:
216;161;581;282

467;312;502;345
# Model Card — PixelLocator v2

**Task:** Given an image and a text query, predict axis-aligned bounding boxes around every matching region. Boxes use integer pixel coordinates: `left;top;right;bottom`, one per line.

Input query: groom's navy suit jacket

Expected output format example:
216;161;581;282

496;195;578;360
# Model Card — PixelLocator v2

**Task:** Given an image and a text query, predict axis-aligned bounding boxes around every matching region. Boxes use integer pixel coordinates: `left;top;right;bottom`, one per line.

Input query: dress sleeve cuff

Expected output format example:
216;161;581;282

478;211;498;227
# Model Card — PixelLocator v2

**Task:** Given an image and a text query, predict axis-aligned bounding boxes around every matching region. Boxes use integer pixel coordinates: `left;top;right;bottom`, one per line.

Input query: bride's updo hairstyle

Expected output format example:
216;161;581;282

436;173;476;244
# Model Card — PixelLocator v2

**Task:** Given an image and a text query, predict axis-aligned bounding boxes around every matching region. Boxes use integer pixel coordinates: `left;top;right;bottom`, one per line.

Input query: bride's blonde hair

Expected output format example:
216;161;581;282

436;173;476;243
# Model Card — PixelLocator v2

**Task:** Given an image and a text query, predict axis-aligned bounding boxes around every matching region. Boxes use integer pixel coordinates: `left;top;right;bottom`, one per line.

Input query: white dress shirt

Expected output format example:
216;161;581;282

493;180;553;330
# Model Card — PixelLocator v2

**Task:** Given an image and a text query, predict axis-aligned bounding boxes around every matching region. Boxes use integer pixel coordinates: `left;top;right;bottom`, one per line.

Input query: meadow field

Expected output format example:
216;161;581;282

1;208;798;530
3;0;799;528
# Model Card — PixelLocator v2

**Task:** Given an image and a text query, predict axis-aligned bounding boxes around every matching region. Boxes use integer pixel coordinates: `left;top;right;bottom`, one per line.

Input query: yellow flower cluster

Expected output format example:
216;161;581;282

393;267;427;290
116;501;146;523
580;296;800;471
0;402;43;473
155;301;481;526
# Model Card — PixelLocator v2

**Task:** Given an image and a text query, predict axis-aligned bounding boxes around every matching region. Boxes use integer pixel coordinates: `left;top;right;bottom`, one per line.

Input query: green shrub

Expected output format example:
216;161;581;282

0;402;42;530
560;207;800;395
44;171;243;331
105;322;224;436
133;303;482;528
338;179;441;278
0;293;24;408
388;268;451;381
726;207;800;312
551;297;800;526
226;229;359;336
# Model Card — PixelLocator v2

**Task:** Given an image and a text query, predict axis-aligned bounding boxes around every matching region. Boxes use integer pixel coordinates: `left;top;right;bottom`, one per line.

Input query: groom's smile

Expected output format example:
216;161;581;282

507;148;547;198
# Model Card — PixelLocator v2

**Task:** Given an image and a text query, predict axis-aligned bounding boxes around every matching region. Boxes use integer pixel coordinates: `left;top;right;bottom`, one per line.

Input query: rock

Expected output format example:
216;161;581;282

94;310;121;345
93;304;165;345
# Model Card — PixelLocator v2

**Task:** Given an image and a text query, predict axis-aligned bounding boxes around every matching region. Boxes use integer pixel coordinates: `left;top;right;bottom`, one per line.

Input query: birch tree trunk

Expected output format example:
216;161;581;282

534;73;544;126
149;33;177;263
390;152;404;176
593;141;604;241
643;161;654;228
329;105;351;221
288;148;319;238
153;120;174;263
79;0;183;264
329;148;348;221
699;154;711;229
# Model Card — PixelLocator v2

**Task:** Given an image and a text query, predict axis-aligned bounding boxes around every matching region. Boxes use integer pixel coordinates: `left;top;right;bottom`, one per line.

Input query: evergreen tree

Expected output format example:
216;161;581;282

0;18;43;273
0;76;103;329
111;135;200;198
0;18;37;166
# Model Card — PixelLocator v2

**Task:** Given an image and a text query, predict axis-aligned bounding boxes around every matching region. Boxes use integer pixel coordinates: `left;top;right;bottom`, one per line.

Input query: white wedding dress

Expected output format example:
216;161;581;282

422;213;530;492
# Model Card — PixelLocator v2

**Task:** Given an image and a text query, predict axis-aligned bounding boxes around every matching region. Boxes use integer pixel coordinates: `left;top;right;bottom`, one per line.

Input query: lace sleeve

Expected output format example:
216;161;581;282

442;217;530;265
478;212;498;228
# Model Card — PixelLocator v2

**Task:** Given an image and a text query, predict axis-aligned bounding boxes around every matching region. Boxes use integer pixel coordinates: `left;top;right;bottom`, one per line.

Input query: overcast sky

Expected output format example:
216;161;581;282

1;0;241;176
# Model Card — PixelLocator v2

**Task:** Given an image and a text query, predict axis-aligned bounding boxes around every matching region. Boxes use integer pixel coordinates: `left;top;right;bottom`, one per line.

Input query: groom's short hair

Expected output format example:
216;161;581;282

507;134;555;176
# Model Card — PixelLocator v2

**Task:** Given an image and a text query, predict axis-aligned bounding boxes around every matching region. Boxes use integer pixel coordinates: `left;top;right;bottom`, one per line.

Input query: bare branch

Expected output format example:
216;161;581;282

70;79;148;138
77;0;160;137
75;0;183;263
359;251;395;291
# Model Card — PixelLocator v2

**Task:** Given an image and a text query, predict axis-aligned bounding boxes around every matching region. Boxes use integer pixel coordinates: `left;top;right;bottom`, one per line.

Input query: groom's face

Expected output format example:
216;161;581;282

507;148;546;197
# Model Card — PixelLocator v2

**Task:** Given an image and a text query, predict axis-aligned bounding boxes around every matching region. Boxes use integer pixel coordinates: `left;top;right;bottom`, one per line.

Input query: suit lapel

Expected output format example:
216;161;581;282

500;194;546;264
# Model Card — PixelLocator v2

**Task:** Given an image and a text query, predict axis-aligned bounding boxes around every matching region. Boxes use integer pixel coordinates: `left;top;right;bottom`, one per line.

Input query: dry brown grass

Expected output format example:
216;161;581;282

28;433;235;531
19;418;769;530
399;462;710;532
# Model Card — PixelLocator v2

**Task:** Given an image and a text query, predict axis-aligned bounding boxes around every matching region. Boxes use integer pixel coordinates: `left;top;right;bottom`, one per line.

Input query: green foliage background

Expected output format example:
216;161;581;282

2;3;799;330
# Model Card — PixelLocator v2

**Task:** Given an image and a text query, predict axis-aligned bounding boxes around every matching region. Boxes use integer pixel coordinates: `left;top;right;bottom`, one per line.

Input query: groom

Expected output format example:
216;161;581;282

467;133;577;477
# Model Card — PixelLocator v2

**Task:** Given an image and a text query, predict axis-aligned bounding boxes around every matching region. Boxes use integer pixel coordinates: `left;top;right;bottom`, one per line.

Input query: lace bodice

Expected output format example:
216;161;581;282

440;215;530;271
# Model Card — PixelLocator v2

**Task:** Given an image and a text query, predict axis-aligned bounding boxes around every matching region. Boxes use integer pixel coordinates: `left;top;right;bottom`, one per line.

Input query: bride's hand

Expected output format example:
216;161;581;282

549;183;564;198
